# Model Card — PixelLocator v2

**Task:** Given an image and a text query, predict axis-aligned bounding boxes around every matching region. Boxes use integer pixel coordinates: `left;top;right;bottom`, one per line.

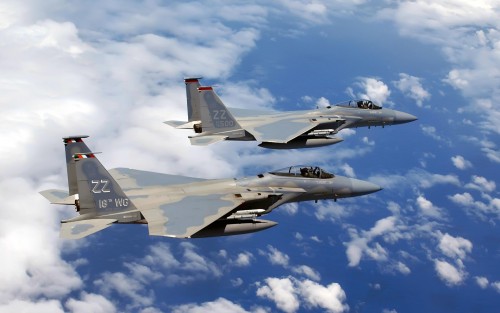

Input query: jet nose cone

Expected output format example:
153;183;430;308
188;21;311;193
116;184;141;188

393;111;418;124
350;179;383;196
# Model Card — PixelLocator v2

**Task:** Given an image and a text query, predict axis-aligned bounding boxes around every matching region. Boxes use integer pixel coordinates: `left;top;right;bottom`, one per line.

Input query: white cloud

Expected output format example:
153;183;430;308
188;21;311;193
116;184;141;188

434;259;467;286
451;155;472;170
448;192;500;220
420;125;446;143
172;297;262;313
393;73;431;107
362;137;375;146
395;262;411;275
416;195;443;219
65;293;117;313
256;277;349;313
231;277;243;287
231;278;244;287
310;236;322;243
233;252;254;267
301;95;314;103
438;233;472;259
0;299;65;313
370;216;397;237
449;192;475;207
492;281;500;293
297;279;349;313
89;241;226;310
123;263;163;284
180;242;223;276
476;139;500;164
345;216;397;267
0;178;82;302
94;272;154;308
474;276;489;289
465;175;496;193
314;202;351;222
142;243;181;269
280;203;299;215
274;0;366;25
294;232;304;241
316;96;331;108
340;163;356;177
262;245;290;267
379;0;500;157
347;77;391;105
217;82;276;110
292;265;321;281
256;277;299;313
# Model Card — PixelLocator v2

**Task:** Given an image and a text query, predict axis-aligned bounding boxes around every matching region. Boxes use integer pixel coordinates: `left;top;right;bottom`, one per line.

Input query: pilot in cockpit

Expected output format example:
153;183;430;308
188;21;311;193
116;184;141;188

300;167;311;177
357;100;373;109
356;100;381;110
300;167;321;178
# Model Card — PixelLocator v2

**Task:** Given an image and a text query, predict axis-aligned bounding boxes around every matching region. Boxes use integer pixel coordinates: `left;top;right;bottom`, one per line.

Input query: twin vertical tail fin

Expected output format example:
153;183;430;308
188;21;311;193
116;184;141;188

197;86;243;134
185;77;202;122
167;79;245;143
164;77;202;129
41;136;140;239
63;136;91;196
72;152;137;216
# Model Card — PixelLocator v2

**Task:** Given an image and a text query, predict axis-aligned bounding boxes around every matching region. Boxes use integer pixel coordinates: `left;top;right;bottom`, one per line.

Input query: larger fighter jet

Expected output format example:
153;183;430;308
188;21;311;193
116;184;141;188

40;136;381;239
166;78;417;149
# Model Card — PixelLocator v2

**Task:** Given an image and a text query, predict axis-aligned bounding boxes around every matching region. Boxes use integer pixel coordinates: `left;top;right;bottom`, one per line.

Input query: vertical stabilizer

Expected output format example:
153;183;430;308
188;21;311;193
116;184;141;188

63;136;90;196
185;77;202;122
73;152;137;216
197;86;242;134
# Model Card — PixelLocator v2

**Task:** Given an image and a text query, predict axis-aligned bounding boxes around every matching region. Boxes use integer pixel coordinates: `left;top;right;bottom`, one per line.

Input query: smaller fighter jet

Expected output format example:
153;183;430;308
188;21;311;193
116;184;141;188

166;78;417;149
40;136;382;239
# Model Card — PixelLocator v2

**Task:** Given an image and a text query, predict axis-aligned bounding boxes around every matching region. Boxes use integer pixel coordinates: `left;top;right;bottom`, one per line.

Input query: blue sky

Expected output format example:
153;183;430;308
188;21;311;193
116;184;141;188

1;1;499;312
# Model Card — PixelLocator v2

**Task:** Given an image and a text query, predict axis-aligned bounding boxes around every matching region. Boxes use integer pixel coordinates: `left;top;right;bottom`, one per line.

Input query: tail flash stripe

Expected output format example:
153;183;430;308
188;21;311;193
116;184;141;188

198;86;213;91
73;153;96;160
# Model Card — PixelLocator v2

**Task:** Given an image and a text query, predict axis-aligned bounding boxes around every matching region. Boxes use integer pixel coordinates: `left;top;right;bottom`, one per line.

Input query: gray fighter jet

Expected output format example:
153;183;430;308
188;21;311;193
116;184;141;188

166;78;417;149
40;136;381;239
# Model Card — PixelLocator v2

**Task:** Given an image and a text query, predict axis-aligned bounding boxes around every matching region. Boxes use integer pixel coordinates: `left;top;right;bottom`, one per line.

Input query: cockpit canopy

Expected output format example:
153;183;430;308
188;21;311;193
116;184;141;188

269;165;334;179
330;99;382;110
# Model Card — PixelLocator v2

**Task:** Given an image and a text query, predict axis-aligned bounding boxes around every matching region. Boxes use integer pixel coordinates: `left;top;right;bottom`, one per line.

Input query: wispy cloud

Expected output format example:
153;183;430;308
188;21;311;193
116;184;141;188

451;155;472;170
393;73;431;107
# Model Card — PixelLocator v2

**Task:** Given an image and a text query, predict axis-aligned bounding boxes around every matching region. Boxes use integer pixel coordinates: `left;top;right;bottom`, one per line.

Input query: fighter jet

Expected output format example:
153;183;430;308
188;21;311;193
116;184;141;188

165;78;417;149
40;136;382;239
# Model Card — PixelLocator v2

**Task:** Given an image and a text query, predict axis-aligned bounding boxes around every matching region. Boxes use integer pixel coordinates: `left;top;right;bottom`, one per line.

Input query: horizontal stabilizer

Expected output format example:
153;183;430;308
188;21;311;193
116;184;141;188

164;120;187;128
189;135;228;146
40;189;74;205
164;120;201;129
60;219;116;239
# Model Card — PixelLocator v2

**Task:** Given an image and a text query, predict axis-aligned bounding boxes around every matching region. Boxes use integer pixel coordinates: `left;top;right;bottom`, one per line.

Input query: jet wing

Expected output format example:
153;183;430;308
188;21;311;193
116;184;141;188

334;116;363;132
244;117;317;143
139;193;246;238
229;107;279;118
109;168;207;190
